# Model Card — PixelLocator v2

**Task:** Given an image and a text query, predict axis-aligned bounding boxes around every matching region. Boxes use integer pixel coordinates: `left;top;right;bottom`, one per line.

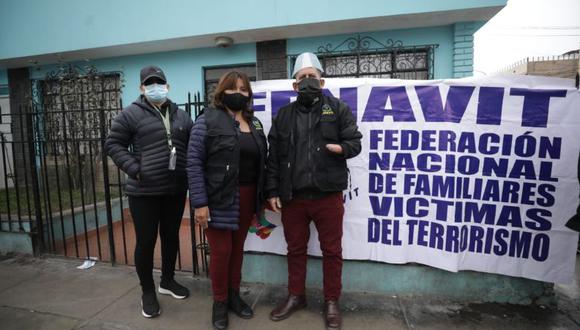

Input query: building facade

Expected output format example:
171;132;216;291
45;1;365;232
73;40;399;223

0;1;507;103
1;0;554;304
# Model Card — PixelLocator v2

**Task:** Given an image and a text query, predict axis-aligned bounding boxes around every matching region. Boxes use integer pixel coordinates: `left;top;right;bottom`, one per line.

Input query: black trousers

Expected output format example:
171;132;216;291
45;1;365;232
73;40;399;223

128;193;186;293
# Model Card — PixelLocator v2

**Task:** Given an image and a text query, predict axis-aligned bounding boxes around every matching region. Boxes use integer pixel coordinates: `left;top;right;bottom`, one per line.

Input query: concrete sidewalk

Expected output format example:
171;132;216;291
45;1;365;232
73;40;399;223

0;254;579;330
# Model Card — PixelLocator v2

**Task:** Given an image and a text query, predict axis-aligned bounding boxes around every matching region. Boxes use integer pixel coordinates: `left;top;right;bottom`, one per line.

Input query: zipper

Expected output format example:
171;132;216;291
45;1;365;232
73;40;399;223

307;111;312;183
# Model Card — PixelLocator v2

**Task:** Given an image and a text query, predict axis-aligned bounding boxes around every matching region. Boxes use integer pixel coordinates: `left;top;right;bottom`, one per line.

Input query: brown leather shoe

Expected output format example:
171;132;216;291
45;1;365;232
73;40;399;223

324;300;342;330
269;295;307;321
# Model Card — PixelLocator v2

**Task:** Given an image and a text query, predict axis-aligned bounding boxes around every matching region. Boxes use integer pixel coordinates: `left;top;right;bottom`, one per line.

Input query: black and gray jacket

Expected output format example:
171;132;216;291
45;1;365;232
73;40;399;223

266;94;362;203
187;108;268;230
105;95;193;196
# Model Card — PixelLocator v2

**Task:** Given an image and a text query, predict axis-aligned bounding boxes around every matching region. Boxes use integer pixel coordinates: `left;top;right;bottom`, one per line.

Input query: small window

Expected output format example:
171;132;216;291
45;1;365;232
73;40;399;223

290;35;437;80
0;85;9;125
0;84;8;96
203;65;257;104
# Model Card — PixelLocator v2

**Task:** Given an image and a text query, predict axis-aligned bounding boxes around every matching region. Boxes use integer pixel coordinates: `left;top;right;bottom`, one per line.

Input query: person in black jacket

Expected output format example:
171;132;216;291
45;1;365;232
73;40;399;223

565;153;580;253
186;71;267;330
267;52;362;330
105;65;193;318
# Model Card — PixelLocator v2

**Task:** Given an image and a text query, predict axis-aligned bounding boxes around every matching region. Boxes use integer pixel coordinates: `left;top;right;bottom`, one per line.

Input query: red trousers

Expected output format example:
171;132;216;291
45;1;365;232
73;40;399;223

205;184;256;302
281;192;344;301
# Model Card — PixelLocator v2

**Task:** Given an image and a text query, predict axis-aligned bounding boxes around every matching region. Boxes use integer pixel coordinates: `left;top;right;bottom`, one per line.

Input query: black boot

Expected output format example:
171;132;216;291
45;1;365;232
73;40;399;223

212;301;228;330
228;288;253;319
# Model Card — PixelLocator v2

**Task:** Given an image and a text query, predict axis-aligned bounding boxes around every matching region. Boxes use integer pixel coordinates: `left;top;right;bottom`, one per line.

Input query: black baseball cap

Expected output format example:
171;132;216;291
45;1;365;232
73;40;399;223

140;65;167;84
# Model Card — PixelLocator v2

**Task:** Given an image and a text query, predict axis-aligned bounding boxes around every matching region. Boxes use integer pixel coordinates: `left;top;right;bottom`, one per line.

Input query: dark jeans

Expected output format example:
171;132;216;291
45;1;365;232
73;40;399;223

128;193;186;293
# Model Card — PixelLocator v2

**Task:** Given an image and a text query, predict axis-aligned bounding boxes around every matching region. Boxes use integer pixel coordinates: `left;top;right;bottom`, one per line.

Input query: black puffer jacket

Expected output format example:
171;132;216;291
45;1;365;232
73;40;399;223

105;95;193;196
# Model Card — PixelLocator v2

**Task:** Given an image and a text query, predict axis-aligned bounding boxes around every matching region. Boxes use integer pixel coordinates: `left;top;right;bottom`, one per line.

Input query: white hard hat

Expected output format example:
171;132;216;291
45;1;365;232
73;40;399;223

292;52;324;78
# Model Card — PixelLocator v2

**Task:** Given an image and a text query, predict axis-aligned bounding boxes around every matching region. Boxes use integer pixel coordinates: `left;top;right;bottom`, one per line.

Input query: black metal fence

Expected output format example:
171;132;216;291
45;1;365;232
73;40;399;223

0;66;208;275
0;109;42;244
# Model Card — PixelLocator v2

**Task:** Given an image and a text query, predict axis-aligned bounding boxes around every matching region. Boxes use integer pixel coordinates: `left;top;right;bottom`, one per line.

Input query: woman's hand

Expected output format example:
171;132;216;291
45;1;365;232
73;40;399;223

194;206;210;229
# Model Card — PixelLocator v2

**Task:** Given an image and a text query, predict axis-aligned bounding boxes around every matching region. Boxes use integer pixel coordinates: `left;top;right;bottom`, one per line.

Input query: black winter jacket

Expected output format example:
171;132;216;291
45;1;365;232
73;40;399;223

266;95;362;203
105;95;193;196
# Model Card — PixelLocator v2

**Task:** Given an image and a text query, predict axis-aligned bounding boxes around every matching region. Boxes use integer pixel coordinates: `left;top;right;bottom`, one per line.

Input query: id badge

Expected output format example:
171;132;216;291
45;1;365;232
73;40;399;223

168;146;177;170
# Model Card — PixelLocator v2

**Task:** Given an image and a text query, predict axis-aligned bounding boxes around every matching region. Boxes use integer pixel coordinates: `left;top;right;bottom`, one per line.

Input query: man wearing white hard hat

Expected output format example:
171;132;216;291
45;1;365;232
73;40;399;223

265;52;362;329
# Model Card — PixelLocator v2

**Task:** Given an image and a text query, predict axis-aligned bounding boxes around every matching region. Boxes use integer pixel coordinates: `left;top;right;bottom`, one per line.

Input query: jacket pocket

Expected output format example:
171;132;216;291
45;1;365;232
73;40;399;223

325;165;347;190
206;163;236;208
206;168;225;205
320;120;339;142
278;160;292;197
137;154;148;183
209;135;236;155
277;133;291;159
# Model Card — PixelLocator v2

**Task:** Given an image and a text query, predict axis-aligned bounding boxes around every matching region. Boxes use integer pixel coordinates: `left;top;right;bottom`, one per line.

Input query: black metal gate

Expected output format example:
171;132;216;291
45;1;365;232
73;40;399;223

0;65;208;275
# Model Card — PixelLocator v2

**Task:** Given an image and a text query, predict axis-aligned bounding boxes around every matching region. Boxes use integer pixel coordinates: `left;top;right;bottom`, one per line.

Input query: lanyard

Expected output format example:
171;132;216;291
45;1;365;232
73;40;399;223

153;104;172;148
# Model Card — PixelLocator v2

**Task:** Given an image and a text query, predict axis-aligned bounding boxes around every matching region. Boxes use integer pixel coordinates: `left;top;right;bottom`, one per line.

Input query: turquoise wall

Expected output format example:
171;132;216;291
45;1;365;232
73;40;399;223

0;232;33;255
242;254;555;305
26;24;458;105
0;69;7;85
0;0;506;60
30;44;256;106
288;26;454;79
0;69;7;95
42;198;125;242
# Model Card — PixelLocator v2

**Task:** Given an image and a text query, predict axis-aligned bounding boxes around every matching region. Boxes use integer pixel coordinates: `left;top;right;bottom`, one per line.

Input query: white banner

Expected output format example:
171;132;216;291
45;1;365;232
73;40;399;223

245;75;580;284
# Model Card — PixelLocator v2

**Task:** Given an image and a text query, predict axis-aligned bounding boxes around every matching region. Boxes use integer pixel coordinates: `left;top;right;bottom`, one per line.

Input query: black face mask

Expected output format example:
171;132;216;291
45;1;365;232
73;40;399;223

222;93;249;112
296;77;322;106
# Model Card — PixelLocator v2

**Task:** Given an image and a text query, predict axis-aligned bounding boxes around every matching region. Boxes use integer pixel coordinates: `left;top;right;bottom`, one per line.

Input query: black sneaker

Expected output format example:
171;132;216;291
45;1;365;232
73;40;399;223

212;301;229;330
159;279;190;299
228;288;253;319
141;291;161;318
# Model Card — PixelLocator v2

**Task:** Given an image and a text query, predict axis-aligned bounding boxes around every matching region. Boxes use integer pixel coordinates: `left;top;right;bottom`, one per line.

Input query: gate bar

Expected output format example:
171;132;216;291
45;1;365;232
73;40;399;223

27;108;44;255
99;106;116;265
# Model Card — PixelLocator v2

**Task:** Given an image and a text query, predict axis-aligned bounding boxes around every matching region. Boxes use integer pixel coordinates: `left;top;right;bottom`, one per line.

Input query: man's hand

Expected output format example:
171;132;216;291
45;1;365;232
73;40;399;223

326;144;343;154
268;197;282;213
194;206;210;229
